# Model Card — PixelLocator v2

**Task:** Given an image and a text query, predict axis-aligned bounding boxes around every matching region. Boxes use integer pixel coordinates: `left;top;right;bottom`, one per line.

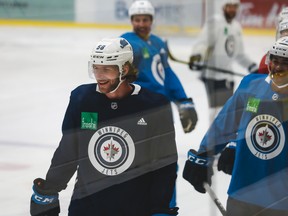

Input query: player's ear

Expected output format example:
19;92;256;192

122;64;129;77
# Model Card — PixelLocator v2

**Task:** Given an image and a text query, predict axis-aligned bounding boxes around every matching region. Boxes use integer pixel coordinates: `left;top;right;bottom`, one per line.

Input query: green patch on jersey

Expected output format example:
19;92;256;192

224;27;228;35
246;97;260;113
81;112;98;130
142;47;150;58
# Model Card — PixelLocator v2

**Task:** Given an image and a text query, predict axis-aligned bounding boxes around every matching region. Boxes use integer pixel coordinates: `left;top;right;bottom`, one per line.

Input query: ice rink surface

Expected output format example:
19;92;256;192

0;25;274;215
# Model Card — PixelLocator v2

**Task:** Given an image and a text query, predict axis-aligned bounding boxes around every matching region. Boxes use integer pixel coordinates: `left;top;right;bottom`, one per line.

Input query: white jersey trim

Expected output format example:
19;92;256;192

131;84;141;95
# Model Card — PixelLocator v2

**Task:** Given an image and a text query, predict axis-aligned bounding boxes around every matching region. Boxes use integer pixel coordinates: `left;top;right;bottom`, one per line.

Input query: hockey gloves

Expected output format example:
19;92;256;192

152;207;179;216
30;178;60;216
248;62;258;73
183;149;213;193
217;142;236;175
177;98;198;133
188;54;202;70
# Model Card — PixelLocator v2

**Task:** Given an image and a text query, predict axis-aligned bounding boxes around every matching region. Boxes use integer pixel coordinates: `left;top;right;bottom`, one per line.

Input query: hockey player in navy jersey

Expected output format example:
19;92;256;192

183;37;288;215
30;37;179;216
121;0;198;134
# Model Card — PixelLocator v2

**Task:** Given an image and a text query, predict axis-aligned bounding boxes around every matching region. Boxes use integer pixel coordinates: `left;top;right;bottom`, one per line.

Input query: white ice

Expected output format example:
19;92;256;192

0;26;274;216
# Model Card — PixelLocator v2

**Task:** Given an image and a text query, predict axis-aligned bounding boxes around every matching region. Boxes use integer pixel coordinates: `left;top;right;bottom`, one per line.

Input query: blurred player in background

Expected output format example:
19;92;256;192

189;0;257;122
183;36;288;216
121;0;198;134
30;37;179;216
275;7;288;40
258;7;288;74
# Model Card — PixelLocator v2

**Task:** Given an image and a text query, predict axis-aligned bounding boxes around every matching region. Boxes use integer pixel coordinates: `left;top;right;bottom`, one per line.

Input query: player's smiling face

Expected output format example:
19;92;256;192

92;65;121;93
131;15;152;40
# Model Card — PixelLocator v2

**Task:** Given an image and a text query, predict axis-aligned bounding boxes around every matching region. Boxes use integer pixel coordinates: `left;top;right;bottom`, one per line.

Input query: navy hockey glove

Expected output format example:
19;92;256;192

152;207;179;216
183;149;213;193
189;54;202;70
217;142;236;175
30;178;60;216
177;98;198;133
248;62;258;73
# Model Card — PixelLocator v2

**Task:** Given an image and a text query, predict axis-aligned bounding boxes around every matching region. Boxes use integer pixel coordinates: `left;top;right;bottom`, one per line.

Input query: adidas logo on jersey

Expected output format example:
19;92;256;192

137;118;147;125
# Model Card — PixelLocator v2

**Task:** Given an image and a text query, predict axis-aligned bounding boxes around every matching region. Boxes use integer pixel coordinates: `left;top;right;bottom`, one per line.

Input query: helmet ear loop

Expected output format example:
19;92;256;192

119;64;130;81
266;54;275;79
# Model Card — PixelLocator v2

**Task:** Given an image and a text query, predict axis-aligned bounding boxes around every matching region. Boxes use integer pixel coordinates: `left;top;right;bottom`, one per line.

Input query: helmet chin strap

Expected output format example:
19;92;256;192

268;65;288;89
108;75;125;94
108;66;127;93
271;79;288;89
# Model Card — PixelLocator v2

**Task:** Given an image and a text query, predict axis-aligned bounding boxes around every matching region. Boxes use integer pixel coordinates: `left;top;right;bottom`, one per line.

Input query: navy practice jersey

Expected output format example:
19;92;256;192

198;73;288;210
45;84;178;201
121;32;187;102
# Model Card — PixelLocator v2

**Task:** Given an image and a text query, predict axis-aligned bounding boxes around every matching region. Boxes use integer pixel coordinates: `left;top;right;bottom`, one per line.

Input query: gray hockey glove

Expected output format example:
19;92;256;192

248;62;258;73
176;98;198;133
30;178;60;216
217;142;236;175
183;149;213;193
152;207;179;216
188;54;202;70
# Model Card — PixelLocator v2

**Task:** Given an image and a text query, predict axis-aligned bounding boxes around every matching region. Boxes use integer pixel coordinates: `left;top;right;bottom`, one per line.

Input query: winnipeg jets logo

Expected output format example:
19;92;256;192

151;53;165;86
88;126;135;176
245;114;284;160
103;138;119;160
258;125;272;146
225;35;235;57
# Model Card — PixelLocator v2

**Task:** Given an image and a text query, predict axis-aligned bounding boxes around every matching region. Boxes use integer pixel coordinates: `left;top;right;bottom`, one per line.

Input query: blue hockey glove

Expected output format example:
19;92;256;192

177;98;198;133
30;178;60;216
248;62;258;73
152;207;179;216
217;142;236;175
188;54;202;70
183;149;213;193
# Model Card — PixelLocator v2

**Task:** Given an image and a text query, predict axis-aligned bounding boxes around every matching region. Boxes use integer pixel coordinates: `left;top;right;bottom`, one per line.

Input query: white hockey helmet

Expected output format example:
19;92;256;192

222;0;240;6
128;0;155;18
268;37;288;58
267;36;288;89
278;7;288;24
279;18;288;34
89;37;133;78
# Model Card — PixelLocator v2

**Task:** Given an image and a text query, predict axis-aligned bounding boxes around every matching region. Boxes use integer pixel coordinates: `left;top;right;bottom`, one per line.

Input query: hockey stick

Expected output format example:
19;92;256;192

203;182;227;216
166;42;245;77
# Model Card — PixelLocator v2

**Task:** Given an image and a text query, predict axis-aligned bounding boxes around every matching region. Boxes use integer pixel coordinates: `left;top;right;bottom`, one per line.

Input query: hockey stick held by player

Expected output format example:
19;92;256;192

166;41;245;77
189;0;257;123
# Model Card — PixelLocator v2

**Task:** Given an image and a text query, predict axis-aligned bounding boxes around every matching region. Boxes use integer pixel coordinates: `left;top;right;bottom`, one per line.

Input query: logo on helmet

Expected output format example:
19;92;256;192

120;39;129;49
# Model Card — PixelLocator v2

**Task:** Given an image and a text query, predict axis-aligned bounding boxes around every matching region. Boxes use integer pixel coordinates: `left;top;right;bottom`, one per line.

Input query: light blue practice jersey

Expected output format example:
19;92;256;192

199;73;288;210
121;32;187;102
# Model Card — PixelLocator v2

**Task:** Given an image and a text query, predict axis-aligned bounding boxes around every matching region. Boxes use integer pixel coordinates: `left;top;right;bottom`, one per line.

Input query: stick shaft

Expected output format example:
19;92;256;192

203;183;227;216
166;41;245;77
